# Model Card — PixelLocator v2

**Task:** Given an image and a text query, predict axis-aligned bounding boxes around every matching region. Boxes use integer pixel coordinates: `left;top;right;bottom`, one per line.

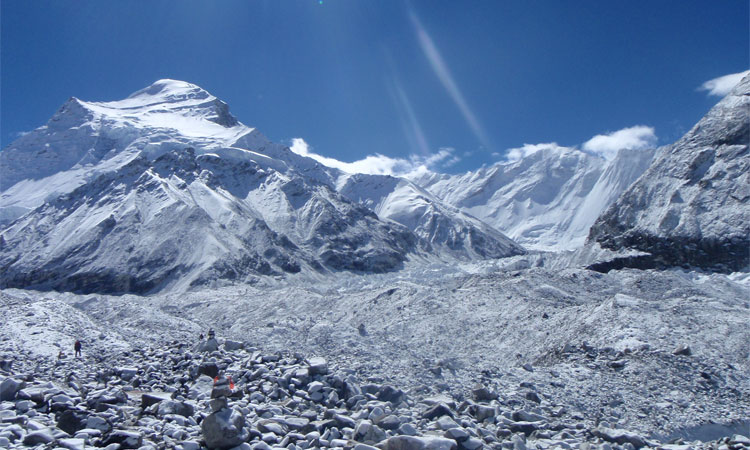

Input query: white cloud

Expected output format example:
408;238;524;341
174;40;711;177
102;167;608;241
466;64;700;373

289;138;459;176
699;70;749;97
505;142;570;162
582;125;657;160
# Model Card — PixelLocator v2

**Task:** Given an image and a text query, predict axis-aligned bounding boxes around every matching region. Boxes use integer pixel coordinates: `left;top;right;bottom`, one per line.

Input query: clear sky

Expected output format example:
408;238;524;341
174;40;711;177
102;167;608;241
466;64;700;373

1;1;748;174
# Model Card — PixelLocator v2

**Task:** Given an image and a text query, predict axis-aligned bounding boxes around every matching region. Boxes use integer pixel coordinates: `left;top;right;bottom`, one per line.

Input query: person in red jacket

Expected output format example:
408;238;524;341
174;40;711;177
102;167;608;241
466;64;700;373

74;340;82;357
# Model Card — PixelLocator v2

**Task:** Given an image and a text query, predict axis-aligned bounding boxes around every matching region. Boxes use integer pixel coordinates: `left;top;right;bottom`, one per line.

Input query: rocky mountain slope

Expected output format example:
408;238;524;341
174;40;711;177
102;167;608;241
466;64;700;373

0;80;523;294
588;75;750;272
410;147;655;251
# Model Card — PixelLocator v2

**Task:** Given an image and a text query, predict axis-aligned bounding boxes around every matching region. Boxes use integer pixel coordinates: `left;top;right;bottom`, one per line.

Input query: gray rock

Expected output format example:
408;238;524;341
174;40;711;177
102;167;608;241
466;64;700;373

118;367;138;381
354;420;387;444
157;400;194;417
471;405;495;422
333;413;356;429
0;378;25;401
673;344;692;356
59;438;86;450
444;427;470;442
375;414;401;430
141;391;172;408
459;437;483;450
224;340;245;351
196;338;220;353
308;357;328;375
202;407;249;449
258;419;287;435
57;409;89;434
423;403;454;420
508;421;541;436
378;385;405;404
102;430;143;449
200;361;220;379
182;441;201;450
23;428;56;445
380;435;457;450
436;416;460;430
511;411;546;423
592;427;649;449
398;423;418;436
472;385;497;402
354;444;380;450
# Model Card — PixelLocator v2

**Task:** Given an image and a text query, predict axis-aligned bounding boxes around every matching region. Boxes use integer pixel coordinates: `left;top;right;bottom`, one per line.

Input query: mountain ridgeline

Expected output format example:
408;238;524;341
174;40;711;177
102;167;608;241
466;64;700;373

1;77;748;294
0;80;523;294
587;75;750;273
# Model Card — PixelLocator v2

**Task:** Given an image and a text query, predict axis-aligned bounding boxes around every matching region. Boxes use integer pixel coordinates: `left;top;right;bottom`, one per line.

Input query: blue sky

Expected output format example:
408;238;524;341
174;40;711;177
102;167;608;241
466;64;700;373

1;0;748;174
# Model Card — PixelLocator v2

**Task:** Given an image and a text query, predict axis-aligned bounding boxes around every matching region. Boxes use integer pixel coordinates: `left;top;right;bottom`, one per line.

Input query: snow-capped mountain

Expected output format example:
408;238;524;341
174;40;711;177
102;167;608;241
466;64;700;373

337;173;522;258
0;80;523;293
588;74;750;272
410;146;655;250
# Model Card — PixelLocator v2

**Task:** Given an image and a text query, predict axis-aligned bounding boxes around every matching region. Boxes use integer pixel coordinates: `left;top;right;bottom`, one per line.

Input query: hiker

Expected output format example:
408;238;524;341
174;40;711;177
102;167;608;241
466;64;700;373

199;333;204;340
74;340;82;357
207;329;215;339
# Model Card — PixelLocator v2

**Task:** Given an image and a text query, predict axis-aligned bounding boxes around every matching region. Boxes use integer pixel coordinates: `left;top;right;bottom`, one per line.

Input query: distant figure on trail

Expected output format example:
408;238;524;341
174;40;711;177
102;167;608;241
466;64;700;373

208;329;215;339
199;333;204;340
74;340;82;357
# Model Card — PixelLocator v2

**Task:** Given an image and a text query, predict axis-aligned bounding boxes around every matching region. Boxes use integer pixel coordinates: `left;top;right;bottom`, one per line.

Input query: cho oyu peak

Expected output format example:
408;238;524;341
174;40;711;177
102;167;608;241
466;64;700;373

0;80;525;293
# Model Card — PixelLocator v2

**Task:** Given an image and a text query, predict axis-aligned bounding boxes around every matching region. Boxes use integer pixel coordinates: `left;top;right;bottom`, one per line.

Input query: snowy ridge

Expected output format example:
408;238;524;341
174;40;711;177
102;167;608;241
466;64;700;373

337;173;524;258
410;147;655;251
588;74;750;272
0;80;523;293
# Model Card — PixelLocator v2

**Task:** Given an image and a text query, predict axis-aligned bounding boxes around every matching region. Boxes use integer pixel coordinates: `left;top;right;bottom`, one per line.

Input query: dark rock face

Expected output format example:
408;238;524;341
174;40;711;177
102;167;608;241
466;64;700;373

588;75;750;273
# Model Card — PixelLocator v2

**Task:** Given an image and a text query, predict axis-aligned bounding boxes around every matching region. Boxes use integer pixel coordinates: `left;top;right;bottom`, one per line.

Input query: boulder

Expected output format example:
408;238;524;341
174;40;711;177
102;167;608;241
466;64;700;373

196;338;220;353
308;357;328;375
508;421;541;436
375;414;401;430
0;378;25;401
202;407;249;449
379;435;457;450
117;367;138;381
23;428;56;445
59;438;86;450
224;340;245;351
101;430;143;449
141;391;172;408
471;385;497;402
378;385;405;404
199;361;220;379
592;427;649;449
673;344;692;356
157;400;194;417
354;420;387;444
422;403;454;420
57;409;89;434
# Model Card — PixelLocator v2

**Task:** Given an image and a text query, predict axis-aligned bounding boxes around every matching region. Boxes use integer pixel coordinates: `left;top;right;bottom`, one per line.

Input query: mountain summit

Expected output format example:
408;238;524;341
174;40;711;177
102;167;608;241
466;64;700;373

0;80;523;293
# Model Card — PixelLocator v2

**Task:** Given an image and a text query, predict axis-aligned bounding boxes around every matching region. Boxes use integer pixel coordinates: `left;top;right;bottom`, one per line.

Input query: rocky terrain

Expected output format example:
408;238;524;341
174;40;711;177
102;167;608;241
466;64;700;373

1;331;748;450
1;258;749;449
